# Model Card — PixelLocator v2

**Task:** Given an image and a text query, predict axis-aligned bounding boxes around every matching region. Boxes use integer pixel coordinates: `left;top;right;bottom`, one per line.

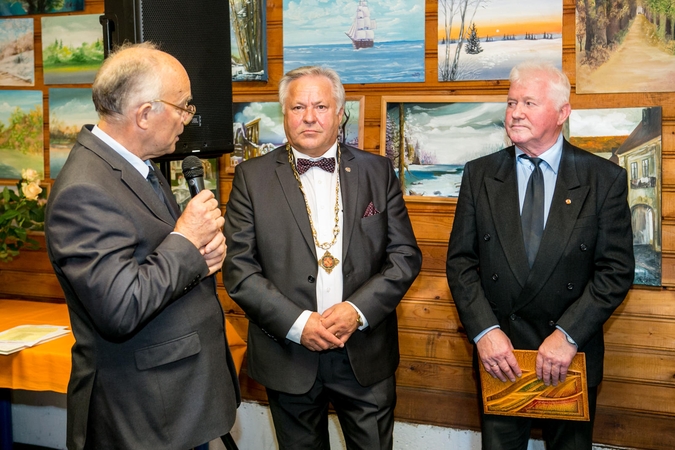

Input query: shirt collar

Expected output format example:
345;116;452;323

92;125;150;177
515;133;564;174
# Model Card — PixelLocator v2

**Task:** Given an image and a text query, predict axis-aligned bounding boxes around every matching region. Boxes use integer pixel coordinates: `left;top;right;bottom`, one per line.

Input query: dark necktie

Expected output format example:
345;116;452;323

520;155;545;268
146;168;172;215
296;157;336;175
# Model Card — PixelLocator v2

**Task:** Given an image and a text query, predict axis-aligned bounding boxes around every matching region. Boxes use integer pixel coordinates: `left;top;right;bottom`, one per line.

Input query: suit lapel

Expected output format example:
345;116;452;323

339;145;358;259
150;161;181;221
275;147;317;257
514;141;589;310
485;148;529;287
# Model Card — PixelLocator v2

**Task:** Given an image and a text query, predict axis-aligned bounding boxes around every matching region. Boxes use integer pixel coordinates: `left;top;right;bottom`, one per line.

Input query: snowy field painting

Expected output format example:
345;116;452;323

438;0;561;81
0;19;33;86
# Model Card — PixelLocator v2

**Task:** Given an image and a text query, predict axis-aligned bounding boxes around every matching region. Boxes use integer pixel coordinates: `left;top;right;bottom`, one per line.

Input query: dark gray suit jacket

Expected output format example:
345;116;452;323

223;144;422;394
446;140;634;387
45;125;240;450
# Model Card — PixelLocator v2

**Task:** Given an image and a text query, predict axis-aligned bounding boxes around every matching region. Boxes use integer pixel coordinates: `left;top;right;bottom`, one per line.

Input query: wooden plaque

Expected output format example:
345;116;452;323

479;350;590;421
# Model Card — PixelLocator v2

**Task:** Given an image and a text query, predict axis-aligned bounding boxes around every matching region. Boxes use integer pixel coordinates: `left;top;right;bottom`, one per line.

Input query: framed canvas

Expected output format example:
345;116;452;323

438;0;562;81
168;158;219;212
0;0;84;16
41;14;104;85
381;95;507;201
566;106;662;286
0;18;34;86
229;95;364;172
49;88;98;179
0;90;43;179
283;0;425;84
230;0;267;81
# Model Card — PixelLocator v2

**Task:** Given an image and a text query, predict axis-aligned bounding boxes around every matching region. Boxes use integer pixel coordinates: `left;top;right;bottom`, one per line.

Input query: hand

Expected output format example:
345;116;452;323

476;328;522;382
321;302;360;344
174;190;224;249
300;312;343;351
201;232;226;276
536;329;577;386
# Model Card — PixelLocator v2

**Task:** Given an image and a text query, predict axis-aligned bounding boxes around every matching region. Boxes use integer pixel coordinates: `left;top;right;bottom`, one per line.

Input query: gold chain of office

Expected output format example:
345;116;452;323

287;143;342;274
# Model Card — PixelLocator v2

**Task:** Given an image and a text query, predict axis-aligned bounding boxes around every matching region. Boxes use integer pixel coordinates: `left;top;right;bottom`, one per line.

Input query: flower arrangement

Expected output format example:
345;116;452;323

0;168;46;263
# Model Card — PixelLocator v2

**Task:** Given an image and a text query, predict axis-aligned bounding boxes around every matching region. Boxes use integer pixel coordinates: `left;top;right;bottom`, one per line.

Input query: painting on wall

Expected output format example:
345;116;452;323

0;18;33;86
566;106;662;286
168;158;219;212
41;14;104;85
576;2;675;93
230;0;267;81
381;95;507;200
0;0;84;16
230;96;364;170
283;0;425;84
0;90;43;179
49;88;98;179
438;0;561;81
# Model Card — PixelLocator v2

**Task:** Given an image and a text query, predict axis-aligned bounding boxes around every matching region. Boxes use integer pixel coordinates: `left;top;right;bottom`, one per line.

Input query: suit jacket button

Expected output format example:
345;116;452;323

510;314;517;321
567;283;574;290
580;244;587;251
491;273;498;281
548;320;555;326
308;276;315;283
483;233;491;241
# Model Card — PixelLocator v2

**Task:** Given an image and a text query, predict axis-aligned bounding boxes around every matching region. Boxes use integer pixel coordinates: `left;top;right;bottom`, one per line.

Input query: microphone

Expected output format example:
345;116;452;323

181;156;205;197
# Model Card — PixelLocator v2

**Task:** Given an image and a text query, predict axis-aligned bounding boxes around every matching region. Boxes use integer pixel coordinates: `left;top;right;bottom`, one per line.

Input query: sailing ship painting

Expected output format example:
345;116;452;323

230;0;267;81
345;0;376;49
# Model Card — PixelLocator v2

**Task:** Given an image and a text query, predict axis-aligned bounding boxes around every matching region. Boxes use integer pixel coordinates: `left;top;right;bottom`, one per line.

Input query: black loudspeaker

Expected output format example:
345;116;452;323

100;0;234;160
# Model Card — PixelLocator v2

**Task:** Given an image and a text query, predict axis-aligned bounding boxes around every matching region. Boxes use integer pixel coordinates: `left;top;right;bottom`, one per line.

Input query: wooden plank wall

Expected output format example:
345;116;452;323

0;1;673;448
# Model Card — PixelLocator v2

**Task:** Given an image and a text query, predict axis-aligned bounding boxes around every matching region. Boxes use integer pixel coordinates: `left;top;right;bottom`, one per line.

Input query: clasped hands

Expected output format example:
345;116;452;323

301;303;361;352
477;328;577;386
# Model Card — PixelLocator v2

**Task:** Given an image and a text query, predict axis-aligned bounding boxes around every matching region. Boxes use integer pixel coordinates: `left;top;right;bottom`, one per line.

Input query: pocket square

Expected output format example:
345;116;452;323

363;201;380;218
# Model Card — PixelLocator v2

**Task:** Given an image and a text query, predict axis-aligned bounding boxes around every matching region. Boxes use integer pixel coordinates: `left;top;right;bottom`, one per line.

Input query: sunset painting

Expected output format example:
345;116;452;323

438;0;561;81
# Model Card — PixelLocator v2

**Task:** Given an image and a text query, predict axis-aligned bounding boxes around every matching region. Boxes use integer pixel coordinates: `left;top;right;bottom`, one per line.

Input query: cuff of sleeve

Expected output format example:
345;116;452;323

286;310;312;344
345;301;368;330
474;325;500;344
556;325;578;347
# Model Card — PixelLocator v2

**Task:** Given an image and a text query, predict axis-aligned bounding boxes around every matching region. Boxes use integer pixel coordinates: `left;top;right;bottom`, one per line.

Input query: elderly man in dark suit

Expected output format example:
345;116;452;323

45;42;239;450
446;61;634;450
223;66;422;449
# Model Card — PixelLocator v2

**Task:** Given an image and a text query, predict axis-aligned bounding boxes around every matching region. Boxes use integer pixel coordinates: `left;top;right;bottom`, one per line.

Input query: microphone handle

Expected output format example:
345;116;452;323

187;176;205;198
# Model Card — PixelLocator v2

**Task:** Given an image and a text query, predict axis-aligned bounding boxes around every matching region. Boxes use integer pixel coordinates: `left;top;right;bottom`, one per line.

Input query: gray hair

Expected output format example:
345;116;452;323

92;42;164;122
278;66;345;114
509;61;570;110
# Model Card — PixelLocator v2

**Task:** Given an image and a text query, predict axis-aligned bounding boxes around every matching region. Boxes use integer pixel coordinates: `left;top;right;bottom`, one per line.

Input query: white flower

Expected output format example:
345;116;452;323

21;168;40;183
21;181;42;201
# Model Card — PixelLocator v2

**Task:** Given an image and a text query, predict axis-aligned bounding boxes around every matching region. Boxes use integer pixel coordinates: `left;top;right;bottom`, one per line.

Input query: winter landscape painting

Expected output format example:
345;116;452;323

576;2;675;93
49;88;97;179
284;0;425;84
230;0;267;81
0;90;43;179
382;96;507;199
0;19;33;86
230;97;363;169
438;0;562;81
567;106;662;286
42;14;104;85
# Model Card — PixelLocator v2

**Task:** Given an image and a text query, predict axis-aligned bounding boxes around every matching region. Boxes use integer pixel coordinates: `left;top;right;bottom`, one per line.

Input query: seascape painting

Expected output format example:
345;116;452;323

383;96;507;198
438;0;562;81
283;0;425;84
42;14;104;85
230;98;363;168
0;90;43;179
0;0;84;16
230;0;267;81
567;107;662;286
576;2;675;93
49;88;97;179
0;18;33;86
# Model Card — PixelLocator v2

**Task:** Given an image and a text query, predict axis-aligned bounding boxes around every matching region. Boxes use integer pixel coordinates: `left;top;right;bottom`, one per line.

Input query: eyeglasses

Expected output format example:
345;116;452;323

151;99;196;125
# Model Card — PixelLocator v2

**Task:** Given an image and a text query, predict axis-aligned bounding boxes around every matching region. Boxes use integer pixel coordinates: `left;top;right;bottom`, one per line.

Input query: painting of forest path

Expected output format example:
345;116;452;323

576;2;675;93
41;14;104;85
0;90;43;179
0;19;33;86
438;0;561;81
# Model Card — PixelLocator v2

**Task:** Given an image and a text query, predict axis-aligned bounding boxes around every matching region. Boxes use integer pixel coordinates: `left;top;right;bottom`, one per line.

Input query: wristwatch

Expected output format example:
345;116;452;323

355;314;363;328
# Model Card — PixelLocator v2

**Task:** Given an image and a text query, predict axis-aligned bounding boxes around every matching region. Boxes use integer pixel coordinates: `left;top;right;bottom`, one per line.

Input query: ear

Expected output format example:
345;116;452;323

337;107;344;123
136;102;154;131
557;102;572;127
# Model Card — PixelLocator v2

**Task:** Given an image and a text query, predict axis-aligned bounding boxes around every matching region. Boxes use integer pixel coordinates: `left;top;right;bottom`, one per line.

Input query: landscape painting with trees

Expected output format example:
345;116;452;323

0;18;33;86
0;90;43;179
577;0;675;93
41;14;104;85
438;0;561;81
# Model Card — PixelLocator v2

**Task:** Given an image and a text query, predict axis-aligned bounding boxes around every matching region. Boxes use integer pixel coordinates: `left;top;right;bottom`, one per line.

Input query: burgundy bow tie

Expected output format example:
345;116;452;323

296;157;336;175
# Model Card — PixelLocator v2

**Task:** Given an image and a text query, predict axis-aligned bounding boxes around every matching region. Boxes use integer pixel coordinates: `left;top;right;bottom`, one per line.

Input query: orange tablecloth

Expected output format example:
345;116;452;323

0;300;246;394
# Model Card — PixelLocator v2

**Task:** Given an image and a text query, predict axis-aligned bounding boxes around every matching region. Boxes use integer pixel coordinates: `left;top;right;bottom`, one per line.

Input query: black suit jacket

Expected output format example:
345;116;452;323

45;125;240;450
446;140;634;387
223;144;422;394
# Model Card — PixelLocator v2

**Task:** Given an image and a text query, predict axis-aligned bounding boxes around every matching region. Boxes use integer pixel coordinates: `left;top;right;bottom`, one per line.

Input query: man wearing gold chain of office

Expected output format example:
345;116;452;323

224;66;422;449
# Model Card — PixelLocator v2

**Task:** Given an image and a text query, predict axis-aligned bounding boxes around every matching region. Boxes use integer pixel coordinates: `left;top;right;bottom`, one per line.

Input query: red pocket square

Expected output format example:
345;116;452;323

363;202;380;218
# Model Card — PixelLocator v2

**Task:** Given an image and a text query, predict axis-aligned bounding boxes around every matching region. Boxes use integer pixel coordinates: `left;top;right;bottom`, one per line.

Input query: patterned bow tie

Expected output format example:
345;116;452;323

296;157;336;175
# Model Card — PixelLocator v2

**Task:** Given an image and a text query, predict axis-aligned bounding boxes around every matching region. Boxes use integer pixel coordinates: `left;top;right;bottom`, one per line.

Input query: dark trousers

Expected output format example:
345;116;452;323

481;385;598;450
266;348;396;450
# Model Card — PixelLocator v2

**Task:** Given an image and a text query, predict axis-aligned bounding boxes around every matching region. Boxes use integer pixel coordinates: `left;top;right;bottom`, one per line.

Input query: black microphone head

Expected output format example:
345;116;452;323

181;156;204;180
